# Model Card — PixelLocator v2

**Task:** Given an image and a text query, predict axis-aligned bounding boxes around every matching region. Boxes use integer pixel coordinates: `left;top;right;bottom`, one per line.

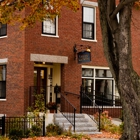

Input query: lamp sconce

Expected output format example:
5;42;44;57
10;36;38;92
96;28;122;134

73;44;91;60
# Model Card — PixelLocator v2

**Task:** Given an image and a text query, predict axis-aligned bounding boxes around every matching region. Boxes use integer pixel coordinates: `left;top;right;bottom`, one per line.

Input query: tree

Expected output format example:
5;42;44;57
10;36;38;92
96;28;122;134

0;0;79;29
97;0;140;139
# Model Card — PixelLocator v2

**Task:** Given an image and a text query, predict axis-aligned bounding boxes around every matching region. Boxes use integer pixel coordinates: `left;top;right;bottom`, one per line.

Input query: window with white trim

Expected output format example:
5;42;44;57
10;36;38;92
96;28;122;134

0;65;6;99
82;67;120;106
42;16;58;36
82;6;95;40
0;23;7;37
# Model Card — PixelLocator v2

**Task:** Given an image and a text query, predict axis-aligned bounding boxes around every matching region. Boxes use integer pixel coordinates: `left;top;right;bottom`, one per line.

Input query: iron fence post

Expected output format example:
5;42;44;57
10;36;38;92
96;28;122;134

80;85;83;114
99;109;101;132
101;92;103;112
43;115;45;136
2;115;5;136
74;108;76;132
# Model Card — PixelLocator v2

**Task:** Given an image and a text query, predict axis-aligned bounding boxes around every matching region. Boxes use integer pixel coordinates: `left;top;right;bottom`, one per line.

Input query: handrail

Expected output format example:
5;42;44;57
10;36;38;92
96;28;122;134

58;93;76;132
80;88;102;132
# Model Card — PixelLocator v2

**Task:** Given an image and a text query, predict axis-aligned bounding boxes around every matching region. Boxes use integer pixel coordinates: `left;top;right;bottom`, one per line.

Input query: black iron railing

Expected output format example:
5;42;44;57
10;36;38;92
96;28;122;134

0;115;45;136
80;86;102;131
58;93;76;132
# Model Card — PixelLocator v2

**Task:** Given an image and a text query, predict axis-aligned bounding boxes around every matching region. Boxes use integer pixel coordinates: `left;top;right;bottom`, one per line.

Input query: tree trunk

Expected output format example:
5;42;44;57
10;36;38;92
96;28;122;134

97;0;140;139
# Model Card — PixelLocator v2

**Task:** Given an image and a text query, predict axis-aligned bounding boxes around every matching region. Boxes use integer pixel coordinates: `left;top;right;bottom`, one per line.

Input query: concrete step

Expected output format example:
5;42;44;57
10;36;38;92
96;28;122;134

54;113;99;134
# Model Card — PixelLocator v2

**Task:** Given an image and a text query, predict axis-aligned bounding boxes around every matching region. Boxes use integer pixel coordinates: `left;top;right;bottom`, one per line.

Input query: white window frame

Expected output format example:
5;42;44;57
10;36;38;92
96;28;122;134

81;1;97;42
41;16;59;38
82;65;121;107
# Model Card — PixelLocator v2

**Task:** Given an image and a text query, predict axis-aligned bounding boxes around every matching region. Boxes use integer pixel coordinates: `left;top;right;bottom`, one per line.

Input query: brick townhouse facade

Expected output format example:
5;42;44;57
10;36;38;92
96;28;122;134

0;0;140;117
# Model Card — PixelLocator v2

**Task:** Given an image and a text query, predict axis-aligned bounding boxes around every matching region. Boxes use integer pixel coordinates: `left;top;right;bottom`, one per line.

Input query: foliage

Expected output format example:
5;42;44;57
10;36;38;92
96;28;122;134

0;136;9;140
9;128;23;140
28;93;47;116
5;117;24;135
46;123;63;136
94;111;123;135
0;0;79;29
25;125;42;137
46;123;91;140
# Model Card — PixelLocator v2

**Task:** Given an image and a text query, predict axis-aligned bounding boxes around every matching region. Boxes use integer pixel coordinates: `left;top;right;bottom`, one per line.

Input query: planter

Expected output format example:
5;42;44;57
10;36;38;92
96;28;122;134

50;109;55;113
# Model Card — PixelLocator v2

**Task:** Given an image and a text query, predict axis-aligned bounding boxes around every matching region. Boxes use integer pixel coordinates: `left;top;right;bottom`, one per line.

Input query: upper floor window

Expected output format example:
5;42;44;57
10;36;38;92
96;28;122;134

42;16;58;36
0;23;7;37
0;65;6;99
82;7;95;40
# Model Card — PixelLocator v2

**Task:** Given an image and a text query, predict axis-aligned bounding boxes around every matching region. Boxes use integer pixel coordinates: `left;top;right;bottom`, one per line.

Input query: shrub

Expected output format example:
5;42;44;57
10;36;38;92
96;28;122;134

0;136;9;140
24;125;42;137
94;110;123;135
9;128;23;140
46;123;63;136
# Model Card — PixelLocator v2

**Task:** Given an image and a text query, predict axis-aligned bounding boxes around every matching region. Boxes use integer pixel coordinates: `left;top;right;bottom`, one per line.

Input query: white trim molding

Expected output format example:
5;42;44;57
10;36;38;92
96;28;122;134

30;54;68;64
81;0;98;7
0;58;8;64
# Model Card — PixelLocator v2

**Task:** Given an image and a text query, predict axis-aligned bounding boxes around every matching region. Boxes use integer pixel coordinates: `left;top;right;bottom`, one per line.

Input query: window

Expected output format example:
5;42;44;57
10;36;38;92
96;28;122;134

82;7;95;40
42;16;58;36
0;23;7;37
0;65;6;99
82;67;120;106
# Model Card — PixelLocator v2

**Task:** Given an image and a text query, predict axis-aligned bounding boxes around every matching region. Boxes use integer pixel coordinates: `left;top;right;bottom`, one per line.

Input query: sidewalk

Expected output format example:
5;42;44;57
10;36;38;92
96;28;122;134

91;138;119;140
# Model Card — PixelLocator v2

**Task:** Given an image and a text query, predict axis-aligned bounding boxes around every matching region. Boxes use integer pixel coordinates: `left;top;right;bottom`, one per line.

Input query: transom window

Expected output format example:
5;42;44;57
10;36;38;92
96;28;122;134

82;67;120;106
0;23;7;37
0;65;6;99
82;7;95;40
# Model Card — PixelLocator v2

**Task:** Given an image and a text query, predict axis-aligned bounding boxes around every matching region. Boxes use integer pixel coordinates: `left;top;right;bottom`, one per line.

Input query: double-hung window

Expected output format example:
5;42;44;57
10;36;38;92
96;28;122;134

82;6;95;40
0;23;7;37
42;16;58;36
0;65;6;99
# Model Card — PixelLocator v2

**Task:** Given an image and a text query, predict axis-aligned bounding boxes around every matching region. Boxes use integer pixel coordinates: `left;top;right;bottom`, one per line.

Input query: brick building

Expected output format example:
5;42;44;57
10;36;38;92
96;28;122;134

0;0;140;117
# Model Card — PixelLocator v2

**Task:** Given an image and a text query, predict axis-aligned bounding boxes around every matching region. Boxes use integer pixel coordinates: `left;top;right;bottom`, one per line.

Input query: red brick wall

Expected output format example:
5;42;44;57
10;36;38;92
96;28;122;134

0;23;25;116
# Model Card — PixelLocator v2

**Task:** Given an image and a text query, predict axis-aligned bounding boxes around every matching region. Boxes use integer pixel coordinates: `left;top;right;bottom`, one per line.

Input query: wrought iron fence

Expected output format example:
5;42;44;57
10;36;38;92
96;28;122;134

0;115;45;137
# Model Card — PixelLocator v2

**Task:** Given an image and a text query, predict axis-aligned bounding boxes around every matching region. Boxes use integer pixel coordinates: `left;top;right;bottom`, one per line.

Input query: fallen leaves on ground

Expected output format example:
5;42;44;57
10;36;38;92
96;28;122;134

89;131;121;139
22;131;121;140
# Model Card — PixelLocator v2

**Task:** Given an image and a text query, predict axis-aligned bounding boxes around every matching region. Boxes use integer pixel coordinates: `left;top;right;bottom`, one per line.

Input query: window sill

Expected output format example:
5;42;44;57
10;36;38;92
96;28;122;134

0;36;7;39
41;34;59;38
0;99;6;101
81;38;97;42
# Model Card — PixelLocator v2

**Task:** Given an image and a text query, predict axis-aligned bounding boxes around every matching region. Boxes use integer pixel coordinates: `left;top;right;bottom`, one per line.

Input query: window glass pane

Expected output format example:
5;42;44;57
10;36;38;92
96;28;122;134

96;69;112;77
83;23;93;38
95;79;113;105
0;65;6;81
43;18;56;34
83;7;94;23
0;23;7;36
82;78;93;106
0;81;6;98
82;68;93;77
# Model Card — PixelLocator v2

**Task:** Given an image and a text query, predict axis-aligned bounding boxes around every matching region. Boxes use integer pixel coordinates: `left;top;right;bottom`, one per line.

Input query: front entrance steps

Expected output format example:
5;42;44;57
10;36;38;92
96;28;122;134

54;113;101;134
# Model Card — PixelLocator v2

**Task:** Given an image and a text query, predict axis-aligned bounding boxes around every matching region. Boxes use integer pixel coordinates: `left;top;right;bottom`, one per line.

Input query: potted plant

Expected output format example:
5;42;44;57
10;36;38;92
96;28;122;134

47;102;57;110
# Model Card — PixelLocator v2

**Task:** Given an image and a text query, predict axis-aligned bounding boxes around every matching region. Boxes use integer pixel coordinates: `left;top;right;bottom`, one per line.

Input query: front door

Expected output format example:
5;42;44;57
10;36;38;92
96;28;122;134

34;67;47;95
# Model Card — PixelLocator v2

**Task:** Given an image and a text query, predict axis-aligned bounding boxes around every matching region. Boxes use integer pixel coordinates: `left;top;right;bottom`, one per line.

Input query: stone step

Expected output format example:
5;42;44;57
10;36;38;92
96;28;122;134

54;113;99;134
56;122;94;127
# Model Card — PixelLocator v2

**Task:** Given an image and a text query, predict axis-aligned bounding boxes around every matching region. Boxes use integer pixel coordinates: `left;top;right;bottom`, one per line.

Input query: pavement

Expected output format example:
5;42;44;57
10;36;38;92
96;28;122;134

91;138;118;140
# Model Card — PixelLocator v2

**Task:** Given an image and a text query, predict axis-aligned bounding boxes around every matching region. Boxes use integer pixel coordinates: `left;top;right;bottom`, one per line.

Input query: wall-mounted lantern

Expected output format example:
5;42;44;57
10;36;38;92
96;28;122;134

73;44;91;64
